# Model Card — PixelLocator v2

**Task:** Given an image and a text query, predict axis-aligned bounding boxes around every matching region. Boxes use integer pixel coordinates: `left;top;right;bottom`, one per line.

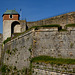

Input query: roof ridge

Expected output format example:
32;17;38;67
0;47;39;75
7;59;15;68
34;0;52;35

3;10;19;15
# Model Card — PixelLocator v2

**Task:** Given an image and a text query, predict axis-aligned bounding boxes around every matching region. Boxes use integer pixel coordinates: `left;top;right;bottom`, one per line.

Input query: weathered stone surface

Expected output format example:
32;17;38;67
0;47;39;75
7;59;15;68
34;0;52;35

4;30;33;70
0;34;3;59
32;63;75;75
3;27;75;74
32;28;75;58
27;12;75;29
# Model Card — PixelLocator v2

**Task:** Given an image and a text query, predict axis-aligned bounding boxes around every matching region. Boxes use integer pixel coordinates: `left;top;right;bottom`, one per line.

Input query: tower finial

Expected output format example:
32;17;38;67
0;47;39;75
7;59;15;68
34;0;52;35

20;9;22;20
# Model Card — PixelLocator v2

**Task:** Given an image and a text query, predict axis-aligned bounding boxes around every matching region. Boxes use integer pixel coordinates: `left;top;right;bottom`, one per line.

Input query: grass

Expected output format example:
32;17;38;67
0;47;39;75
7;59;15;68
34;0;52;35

32;24;61;28
31;56;75;65
66;24;75;27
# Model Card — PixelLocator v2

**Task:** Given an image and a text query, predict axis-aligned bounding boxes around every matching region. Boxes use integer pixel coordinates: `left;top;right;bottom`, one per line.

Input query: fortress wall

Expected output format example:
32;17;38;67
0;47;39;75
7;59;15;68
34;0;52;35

32;27;75;59
4;30;33;70
3;27;75;71
27;12;75;29
27;22;37;29
32;62;75;75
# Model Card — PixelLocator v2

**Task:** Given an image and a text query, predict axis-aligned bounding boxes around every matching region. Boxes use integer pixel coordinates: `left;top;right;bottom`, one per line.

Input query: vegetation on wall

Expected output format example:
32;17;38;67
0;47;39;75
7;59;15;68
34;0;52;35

31;56;75;65
3;37;11;44
6;48;18;55
1;64;7;73
70;43;74;48
31;24;61;29
0;64;31;75
66;24;75;27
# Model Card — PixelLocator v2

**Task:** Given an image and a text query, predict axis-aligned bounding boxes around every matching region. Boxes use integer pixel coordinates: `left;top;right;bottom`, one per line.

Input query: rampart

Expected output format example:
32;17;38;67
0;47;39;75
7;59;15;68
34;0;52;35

3;30;33;71
27;12;75;29
2;26;75;74
3;26;75;69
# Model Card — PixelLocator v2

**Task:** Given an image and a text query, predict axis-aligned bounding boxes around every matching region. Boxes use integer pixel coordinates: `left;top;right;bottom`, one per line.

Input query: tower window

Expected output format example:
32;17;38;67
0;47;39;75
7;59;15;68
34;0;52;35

10;15;13;18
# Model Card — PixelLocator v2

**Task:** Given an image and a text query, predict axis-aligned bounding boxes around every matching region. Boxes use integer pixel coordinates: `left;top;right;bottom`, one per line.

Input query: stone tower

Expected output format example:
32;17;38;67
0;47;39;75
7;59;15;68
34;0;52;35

2;10;20;41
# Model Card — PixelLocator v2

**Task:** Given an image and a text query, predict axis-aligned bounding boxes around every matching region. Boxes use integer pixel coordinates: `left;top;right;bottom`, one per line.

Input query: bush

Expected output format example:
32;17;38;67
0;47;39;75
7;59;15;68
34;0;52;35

3;37;11;44
1;65;7;73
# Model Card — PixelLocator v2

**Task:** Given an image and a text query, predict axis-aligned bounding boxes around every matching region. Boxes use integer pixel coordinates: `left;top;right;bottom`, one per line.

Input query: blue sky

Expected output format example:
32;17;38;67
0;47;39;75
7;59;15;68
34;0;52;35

0;0;75;33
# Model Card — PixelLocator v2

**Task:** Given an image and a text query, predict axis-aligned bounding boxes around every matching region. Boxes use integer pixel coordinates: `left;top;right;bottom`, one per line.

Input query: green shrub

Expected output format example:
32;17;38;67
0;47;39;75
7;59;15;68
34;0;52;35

3;37;11;44
1;65;7;73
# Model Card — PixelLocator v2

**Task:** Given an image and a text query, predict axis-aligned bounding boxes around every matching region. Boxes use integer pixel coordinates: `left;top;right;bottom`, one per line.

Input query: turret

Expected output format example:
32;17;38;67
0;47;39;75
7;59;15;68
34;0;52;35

2;10;20;41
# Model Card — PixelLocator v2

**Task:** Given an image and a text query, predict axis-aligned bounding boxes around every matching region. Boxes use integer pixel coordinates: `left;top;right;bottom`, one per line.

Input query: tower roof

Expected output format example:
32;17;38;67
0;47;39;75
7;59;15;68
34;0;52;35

2;10;19;16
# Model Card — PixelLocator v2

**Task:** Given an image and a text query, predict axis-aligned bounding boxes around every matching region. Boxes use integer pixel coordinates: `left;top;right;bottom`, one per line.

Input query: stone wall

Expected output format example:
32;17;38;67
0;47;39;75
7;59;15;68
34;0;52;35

3;26;75;74
32;27;75;59
19;20;26;32
32;62;75;75
4;30;33;70
27;12;75;29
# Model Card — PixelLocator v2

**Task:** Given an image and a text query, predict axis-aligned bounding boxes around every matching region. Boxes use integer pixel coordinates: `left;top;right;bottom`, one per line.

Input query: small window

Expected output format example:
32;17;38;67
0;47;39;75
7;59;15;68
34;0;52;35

10;15;13;18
